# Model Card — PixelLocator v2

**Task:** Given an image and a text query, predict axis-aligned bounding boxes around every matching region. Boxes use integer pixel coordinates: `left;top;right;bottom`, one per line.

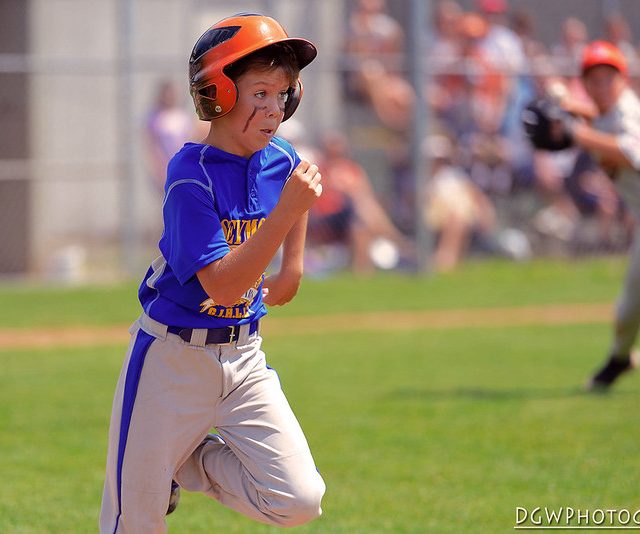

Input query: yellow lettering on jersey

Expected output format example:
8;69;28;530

201;301;250;319
199;218;266;319
252;217;266;237
200;298;217;314
220;217;266;245
206;305;224;317
221;219;240;245
241;219;259;240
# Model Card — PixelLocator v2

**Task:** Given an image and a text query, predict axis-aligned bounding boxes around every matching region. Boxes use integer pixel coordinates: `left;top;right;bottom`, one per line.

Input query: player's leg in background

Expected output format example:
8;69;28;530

174;336;325;528
587;227;640;389
100;318;224;534
610;229;640;356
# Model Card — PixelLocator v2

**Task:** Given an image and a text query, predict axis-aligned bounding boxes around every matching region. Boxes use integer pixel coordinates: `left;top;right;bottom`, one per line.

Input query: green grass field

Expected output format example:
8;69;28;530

1;257;639;533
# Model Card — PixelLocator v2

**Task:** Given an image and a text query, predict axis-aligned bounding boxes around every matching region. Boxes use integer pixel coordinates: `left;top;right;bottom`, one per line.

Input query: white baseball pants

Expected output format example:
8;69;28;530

611;230;640;356
100;314;325;533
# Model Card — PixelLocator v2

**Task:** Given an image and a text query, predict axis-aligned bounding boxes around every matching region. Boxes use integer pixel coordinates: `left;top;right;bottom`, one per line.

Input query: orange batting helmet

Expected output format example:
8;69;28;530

581;40;627;76
189;13;317;121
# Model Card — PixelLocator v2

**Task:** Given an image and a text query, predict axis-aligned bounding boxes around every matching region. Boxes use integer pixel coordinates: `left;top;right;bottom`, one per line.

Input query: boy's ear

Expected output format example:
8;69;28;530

283;80;303;122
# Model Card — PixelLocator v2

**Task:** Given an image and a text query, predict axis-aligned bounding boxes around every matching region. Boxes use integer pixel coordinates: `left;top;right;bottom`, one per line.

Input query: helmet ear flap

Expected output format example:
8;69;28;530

283;79;303;122
192;76;238;120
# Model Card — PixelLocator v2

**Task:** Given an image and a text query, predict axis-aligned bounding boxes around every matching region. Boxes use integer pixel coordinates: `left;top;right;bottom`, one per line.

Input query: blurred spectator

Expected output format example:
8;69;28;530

430;0;464;61
474;0;533;178
343;0;405;102
423;135;500;271
531;148;583;241
453;12;516;196
508;8;548;189
307;131;412;274
475;0;526;76
427;1;467;137
509;7;546;106
347;0;404;59
551;16;588;65
511;8;547;61
604;12;637;67
358;59;415;132
344;0;412;131
466;118;513;196
342;0;414;235
278;120;356;273
460;11;508;124
144;80;194;193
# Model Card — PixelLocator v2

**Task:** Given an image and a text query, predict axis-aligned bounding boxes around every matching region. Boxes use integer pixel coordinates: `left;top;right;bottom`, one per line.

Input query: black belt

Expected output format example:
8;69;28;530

167;320;259;345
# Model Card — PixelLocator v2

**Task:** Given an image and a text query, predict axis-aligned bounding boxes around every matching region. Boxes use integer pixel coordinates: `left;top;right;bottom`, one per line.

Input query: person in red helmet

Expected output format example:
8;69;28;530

544;40;640;389
576;41;640;390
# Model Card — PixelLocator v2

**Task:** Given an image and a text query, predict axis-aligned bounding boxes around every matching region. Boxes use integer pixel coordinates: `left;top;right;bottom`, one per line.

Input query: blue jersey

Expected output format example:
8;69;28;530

138;138;300;328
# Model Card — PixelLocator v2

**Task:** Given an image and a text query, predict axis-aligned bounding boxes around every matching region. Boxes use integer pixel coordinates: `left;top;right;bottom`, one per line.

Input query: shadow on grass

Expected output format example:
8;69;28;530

387;386;640;402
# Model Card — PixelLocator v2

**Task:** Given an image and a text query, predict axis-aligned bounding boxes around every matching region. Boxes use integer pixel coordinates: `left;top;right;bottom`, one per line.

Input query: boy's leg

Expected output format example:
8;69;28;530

175;337;325;528
100;326;141;532
100;321;223;533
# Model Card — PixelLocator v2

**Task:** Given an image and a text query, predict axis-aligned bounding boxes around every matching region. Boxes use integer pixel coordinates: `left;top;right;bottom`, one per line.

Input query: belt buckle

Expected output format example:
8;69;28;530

224;325;236;344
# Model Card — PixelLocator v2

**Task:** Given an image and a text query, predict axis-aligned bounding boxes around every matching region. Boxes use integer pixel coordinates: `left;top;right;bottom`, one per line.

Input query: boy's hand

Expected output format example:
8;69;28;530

278;160;322;217
262;270;302;306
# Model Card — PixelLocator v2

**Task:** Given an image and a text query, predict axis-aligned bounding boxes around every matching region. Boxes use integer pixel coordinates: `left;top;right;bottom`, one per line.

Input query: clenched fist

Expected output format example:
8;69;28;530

278;159;322;216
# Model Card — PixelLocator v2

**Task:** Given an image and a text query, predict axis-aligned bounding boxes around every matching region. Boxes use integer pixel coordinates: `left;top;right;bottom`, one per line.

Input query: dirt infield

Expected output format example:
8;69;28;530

0;302;614;351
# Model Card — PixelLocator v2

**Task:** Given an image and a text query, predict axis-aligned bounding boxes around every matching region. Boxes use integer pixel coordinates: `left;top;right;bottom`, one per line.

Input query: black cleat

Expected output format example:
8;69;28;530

167;480;180;515
587;352;638;391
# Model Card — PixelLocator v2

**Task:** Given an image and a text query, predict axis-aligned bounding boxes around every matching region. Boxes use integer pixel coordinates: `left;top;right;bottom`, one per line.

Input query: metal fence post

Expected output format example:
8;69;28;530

117;0;137;276
408;0;433;273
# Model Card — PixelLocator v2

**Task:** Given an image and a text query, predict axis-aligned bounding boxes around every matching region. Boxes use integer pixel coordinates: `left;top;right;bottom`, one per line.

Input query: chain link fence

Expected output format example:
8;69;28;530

1;0;639;282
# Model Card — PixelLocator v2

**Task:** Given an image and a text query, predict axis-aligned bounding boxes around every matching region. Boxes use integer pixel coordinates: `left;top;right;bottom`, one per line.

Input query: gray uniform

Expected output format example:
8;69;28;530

100;314;325;533
592;87;640;356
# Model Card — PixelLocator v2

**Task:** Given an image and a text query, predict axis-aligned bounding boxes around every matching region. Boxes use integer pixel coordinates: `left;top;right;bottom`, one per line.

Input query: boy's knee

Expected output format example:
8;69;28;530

267;474;326;527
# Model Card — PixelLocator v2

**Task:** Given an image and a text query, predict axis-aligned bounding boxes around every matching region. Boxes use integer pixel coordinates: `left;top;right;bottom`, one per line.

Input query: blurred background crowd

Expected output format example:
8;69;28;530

1;0;639;281
317;0;640;275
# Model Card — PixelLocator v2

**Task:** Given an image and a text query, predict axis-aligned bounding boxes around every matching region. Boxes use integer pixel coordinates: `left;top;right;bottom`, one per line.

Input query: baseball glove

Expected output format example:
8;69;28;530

521;98;576;151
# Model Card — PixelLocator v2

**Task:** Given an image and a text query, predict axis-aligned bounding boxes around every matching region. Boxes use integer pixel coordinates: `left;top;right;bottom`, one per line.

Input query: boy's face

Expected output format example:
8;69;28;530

582;65;625;114
215;67;291;158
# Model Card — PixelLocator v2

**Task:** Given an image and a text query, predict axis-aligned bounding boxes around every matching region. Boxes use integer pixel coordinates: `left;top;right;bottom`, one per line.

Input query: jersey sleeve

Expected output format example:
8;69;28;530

617;112;640;172
160;181;230;285
270;136;301;178
292;148;302;173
